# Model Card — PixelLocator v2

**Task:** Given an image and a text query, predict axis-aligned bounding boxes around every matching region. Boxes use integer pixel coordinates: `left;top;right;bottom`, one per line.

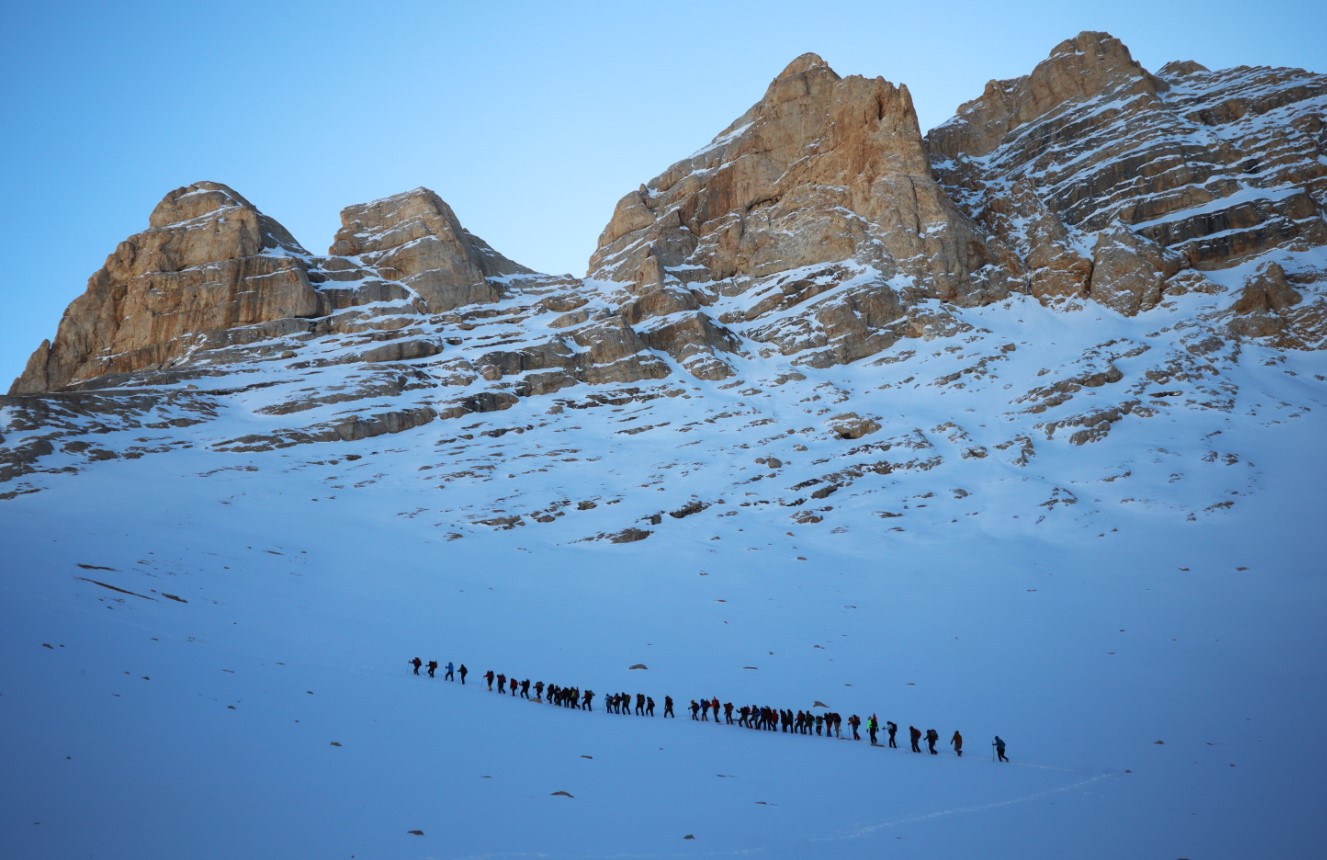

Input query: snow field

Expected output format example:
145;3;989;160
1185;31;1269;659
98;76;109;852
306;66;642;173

2;417;1325;857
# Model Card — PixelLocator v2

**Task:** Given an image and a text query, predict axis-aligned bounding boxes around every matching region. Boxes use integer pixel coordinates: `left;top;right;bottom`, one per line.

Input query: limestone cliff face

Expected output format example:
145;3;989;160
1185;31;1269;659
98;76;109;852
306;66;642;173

329;188;531;313
587;53;1020;369
927;30;1327;337
12;182;321;394
10;185;544;394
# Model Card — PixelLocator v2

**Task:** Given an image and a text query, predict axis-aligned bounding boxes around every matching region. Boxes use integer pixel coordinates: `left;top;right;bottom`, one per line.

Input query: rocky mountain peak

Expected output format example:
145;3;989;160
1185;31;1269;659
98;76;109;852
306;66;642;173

772;51;835;82
329;186;531;313
1156;59;1210;78
146;180;308;257
9;182;322;394
926;31;1326;332
586;52;1013;372
931;31;1160;161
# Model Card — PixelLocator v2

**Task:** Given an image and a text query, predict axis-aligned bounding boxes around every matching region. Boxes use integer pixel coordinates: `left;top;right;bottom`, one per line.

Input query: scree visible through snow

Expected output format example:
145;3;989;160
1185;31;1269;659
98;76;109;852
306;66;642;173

1;342;1325;859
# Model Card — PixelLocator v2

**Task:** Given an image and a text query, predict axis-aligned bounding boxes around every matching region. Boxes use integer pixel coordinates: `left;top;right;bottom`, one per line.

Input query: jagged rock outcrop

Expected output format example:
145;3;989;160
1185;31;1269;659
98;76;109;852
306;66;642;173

587;52;1021;368
928;31;1327;326
328;188;531;313
12;183;320;394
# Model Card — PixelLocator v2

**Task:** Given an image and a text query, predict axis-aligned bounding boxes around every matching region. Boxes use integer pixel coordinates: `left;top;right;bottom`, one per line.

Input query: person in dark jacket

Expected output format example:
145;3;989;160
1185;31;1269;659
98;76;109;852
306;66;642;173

910;725;922;753
951;730;963;757
994;736;1008;762
426;659;437;678
411;657;422;675
887;720;898;748
849;714;861;740
664;695;675;718
484;669;495;690
926;728;939;754
459;664;468;685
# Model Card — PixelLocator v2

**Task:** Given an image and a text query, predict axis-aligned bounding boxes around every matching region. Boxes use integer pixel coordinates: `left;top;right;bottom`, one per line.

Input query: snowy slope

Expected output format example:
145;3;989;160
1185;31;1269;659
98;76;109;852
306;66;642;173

3;280;1326;858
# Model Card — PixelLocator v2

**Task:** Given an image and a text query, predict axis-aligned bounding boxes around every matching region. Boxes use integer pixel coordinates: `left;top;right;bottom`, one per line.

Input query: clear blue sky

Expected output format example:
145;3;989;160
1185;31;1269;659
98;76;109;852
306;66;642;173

2;0;1322;387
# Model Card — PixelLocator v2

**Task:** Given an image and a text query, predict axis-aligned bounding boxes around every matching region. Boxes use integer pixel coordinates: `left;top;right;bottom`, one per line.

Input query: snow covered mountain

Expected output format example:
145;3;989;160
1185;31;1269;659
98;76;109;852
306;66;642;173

2;31;1325;858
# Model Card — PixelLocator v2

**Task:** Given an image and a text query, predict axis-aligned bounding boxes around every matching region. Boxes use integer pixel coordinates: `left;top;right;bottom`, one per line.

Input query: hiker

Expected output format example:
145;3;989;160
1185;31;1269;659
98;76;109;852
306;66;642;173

887;720;898;748
647;696;655;716
535;680;544;700
815;713;824;735
637;693;646;716
444;661;454;681
496;672;506;693
459;664;468;684
926;728;939;755
910;725;922;753
411;657;422;676
509;677;518;697
485;670;495;690
951;730;963;757
724;702;734;725
521;678;531;699
849;714;861;740
868;714;878;745
664;695;675;718
691;699;701;720
583;689;594;710
426;659;437;678
711;697;720;724
994;736;1008;762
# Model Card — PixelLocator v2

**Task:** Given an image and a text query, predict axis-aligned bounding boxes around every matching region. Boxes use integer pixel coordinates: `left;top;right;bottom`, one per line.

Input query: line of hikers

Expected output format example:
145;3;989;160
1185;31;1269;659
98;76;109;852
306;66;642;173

410;656;1009;763
688;702;974;759
410;657;467;683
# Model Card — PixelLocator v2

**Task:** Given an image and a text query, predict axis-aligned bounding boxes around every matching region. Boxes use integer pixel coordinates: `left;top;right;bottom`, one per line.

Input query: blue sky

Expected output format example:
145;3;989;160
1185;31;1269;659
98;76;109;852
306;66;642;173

2;0;1322;386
